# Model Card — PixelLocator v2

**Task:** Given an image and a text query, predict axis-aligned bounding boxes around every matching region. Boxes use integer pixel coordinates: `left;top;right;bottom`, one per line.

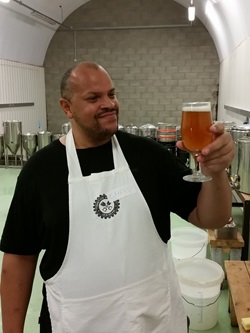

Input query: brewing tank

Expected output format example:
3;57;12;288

237;137;250;194
52;133;64;141
125;124;139;135
22;133;37;159
3;120;22;155
230;125;250;177
62;122;71;134
139;124;156;139
37;131;52;150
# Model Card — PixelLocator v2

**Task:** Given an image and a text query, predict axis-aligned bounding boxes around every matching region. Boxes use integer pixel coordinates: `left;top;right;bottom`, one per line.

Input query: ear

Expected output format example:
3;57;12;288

60;98;73;119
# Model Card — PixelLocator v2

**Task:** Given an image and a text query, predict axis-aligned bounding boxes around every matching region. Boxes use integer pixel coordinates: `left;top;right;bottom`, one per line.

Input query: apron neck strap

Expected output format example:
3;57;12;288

66;130;128;179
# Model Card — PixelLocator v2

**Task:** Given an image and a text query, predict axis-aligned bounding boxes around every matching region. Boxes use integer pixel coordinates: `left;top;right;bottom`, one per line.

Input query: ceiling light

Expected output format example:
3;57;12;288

0;0;11;3
188;0;196;22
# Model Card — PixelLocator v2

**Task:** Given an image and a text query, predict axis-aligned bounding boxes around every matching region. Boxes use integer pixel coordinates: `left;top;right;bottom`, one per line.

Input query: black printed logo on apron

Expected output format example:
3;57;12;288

93;194;120;219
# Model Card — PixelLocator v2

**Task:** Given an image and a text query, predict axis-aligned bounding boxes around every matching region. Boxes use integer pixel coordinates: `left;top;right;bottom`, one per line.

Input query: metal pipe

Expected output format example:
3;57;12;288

12;1;190;32
73;29;77;62
60;24;191;32
12;0;72;30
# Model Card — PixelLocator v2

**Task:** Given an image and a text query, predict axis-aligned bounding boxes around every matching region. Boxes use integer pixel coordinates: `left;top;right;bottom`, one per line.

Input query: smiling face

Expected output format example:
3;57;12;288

60;62;119;148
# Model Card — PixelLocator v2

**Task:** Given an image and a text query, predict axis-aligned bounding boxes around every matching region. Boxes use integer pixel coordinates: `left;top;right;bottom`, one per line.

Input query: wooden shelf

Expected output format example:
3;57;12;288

208;229;244;249
225;260;250;333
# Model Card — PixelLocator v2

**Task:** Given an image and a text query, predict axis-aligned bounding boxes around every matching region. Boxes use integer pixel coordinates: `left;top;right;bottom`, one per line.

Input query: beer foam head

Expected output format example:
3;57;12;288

182;102;211;111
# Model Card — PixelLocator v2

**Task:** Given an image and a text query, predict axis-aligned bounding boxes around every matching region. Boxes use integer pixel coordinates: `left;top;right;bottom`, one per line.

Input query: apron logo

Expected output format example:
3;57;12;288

93;194;120;219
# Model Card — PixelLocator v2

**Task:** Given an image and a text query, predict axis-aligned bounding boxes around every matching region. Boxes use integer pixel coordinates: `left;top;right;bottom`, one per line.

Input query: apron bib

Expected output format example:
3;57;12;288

45;129;187;333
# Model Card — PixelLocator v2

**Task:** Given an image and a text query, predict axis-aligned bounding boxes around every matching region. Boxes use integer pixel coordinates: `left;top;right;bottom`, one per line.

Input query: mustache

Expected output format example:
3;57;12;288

96;108;118;117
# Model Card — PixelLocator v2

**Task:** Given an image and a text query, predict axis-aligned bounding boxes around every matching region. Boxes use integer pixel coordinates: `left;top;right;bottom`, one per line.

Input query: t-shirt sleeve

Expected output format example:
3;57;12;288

0;169;42;255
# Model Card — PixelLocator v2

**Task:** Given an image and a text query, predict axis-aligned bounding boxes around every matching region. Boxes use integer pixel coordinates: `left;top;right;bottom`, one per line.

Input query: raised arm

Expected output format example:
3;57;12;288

0;253;38;333
177;123;235;229
188;170;232;228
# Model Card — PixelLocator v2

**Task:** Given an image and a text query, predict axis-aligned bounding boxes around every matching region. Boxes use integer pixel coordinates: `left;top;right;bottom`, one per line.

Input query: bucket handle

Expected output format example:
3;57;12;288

175;242;206;261
190;242;206;258
182;292;221;308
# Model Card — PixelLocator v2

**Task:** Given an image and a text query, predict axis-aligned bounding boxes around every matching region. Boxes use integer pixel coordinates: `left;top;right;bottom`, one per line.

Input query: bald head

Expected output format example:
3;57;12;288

60;61;107;101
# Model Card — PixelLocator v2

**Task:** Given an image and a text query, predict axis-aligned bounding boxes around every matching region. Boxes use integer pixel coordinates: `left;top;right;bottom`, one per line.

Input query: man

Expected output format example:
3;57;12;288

0;61;234;333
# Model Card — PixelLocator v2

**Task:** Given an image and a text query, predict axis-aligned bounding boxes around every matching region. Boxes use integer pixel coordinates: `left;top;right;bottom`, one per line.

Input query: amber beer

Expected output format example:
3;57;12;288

181;103;213;152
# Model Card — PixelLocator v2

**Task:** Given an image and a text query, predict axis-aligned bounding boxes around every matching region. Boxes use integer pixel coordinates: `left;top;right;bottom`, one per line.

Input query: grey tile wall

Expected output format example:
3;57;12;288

44;0;219;133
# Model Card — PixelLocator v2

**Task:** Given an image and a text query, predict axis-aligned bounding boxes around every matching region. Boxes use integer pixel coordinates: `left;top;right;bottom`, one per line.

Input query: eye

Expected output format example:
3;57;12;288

108;92;116;99
86;96;98;102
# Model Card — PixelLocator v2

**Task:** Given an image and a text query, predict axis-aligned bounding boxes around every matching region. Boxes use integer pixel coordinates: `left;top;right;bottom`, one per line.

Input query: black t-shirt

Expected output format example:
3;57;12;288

0;131;201;281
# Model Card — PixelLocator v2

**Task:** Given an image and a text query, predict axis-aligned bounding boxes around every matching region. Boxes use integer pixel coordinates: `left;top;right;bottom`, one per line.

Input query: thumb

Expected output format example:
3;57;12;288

176;140;189;151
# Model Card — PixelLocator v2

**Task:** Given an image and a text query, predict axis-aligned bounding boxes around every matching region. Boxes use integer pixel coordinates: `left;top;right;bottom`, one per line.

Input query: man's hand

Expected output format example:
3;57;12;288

176;123;235;176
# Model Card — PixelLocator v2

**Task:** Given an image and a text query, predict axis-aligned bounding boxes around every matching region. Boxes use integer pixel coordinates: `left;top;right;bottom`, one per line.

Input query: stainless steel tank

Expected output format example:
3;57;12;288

237;136;250;194
157;122;177;155
118;124;125;132
139;124;156;139
62;122;71;134
223;121;236;133
3;120;22;155
22;133;37;159
125;124;139;135
52;133;64;141
157;122;177;142
230;125;250;177
37;131;52;150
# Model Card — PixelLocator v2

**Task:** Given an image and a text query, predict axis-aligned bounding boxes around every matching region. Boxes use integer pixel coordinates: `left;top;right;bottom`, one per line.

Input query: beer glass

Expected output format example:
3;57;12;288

181;102;213;182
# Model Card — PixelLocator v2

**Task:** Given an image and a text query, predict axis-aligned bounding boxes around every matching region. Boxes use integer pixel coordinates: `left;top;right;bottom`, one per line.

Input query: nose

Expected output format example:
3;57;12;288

100;96;115;108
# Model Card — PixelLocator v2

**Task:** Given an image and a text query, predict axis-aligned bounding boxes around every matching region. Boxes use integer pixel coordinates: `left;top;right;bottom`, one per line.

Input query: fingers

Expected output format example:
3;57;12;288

198;144;233;166
210;123;225;135
201;130;231;156
198;131;235;173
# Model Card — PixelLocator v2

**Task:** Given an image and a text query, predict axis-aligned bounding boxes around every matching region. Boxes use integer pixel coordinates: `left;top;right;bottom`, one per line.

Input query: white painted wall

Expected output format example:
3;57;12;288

218;36;250;125
0;59;47;135
0;0;88;66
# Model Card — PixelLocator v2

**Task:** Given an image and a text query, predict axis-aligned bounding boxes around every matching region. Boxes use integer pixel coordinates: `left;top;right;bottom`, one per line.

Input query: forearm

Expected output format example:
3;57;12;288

189;170;232;229
0;253;38;333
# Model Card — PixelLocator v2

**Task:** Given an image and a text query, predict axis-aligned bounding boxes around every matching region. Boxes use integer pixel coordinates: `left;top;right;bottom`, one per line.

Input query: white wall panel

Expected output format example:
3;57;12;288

218;36;250;125
0;59;46;135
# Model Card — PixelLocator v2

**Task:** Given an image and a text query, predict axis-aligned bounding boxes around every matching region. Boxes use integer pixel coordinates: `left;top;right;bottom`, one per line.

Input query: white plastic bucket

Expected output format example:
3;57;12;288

175;258;224;330
170;227;208;261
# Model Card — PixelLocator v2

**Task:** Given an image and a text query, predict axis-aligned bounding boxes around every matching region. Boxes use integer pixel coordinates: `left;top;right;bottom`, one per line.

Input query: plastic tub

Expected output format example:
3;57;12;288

175;258;224;330
170;227;208;261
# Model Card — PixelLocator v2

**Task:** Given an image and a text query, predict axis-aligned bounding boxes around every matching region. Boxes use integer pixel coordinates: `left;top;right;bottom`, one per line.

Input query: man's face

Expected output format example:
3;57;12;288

61;65;119;146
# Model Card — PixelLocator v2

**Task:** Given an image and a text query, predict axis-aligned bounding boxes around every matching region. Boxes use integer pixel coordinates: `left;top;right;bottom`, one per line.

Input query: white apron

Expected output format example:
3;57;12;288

45;129;187;333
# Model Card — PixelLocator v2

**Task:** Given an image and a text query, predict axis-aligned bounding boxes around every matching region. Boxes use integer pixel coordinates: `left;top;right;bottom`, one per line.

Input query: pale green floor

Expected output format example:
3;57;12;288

0;167;246;333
